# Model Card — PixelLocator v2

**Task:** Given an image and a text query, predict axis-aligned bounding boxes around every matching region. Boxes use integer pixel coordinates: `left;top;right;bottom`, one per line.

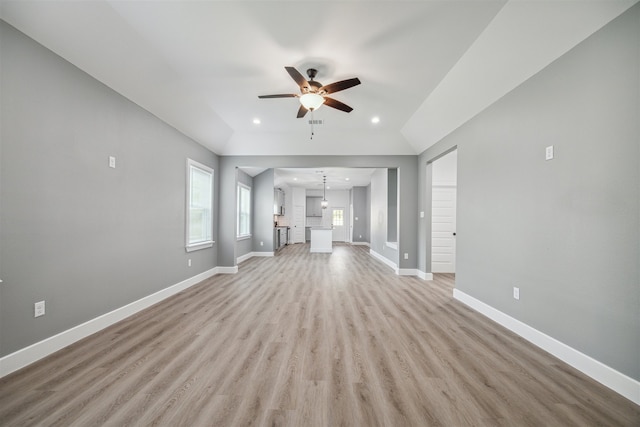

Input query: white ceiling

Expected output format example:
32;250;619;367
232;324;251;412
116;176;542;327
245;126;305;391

274;167;377;191
1;0;635;158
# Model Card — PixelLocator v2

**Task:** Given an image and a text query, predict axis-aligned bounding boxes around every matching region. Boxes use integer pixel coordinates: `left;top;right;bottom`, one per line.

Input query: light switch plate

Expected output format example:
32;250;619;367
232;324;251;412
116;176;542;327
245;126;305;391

109;156;116;168
545;146;554;160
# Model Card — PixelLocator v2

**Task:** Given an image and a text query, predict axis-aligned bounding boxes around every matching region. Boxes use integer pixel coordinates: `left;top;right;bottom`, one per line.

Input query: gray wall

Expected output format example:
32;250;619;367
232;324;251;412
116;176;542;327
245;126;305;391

387;168;398;243
252;169;276;253
352;186;370;243
0;21;218;357
218;157;418;268
235;169;253;258
370;168;399;264
418;5;639;380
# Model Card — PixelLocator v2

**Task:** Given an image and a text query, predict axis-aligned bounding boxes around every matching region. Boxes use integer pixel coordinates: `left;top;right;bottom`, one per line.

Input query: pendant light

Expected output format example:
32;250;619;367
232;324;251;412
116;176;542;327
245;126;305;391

321;176;329;209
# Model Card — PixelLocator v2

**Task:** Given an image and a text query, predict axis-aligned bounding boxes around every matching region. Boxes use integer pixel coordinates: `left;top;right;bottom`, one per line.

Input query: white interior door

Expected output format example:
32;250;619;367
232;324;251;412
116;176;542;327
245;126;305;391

431;187;456;273
293;205;305;243
331;207;346;242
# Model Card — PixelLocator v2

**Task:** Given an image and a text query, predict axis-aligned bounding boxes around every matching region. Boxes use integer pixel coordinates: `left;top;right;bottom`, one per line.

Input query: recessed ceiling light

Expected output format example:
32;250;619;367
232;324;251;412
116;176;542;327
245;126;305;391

253;118;261;124
345;177;350;181
293;177;298;181
371;116;380;124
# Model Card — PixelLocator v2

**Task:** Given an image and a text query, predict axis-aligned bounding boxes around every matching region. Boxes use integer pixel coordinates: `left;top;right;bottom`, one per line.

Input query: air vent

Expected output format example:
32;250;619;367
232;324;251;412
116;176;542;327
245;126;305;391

308;119;323;125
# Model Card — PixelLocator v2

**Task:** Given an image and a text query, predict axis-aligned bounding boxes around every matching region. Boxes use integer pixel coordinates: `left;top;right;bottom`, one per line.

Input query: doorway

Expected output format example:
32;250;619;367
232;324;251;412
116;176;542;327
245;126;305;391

431;150;457;273
293;205;305;243
331;207;346;242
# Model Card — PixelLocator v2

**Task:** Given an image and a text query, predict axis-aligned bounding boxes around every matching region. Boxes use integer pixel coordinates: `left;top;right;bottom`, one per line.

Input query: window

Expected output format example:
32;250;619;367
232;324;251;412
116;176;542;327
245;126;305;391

237;183;251;239
186;159;213;252
332;209;344;226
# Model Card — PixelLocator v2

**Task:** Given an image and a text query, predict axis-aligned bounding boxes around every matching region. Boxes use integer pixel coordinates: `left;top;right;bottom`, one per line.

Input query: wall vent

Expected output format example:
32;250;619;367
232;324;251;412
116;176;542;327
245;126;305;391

308;119;323;125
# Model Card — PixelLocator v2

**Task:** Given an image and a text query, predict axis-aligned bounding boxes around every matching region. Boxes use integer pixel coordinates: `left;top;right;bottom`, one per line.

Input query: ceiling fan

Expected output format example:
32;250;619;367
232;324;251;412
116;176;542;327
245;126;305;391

258;67;361;118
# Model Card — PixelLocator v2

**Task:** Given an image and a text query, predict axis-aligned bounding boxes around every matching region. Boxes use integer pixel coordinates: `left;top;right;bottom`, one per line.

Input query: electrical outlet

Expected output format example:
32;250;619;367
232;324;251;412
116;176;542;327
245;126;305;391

188;259;191;267
404;253;409;260
34;301;45;317
260;241;263;246
513;287;520;300
420;211;425;218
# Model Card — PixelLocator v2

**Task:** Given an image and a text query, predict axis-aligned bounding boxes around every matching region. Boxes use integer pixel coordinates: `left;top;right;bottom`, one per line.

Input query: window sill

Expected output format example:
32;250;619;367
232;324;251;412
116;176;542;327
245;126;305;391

186;241;214;252
237;235;252;241
385;241;398;250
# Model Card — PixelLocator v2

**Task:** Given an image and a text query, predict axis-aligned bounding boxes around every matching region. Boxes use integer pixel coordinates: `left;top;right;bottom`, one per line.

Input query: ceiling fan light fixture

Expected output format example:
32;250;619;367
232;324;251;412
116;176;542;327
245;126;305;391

300;93;325;111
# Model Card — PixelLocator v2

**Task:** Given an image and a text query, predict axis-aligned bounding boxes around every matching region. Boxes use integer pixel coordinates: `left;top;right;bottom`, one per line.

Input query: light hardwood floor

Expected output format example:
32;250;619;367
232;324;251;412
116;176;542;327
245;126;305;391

1;243;638;426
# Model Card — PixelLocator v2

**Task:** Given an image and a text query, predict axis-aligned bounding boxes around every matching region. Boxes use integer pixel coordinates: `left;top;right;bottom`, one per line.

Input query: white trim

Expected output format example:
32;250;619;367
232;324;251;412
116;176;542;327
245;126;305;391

370;250;398;273
216;266;239;275
237;251;274;264
0;267;221;378
236;182;252;238
417;270;434;281
186;158;214;251
398;268;419;276
453;289;640;405
185;241;214;252
351;241;370;246
385;241;398;250
237;253;252;264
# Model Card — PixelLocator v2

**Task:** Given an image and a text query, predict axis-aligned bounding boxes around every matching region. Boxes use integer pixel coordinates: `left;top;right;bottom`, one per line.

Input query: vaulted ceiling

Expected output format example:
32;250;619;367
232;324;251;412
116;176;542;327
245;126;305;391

1;1;635;156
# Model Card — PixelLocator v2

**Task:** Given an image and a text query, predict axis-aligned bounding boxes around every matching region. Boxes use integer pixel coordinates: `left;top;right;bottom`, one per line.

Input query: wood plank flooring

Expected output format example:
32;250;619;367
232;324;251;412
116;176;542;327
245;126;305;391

1;243;638;426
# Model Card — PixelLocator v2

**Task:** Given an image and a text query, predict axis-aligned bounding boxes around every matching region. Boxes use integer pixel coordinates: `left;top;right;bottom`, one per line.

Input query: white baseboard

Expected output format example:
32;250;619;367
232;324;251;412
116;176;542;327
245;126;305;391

216;266;239;274
370;251;429;279
370;249;398;272
453;289;640;405
398;268;420;276
0;267;222;378
351;241;370;246
237;251;274;264
416;270;434;280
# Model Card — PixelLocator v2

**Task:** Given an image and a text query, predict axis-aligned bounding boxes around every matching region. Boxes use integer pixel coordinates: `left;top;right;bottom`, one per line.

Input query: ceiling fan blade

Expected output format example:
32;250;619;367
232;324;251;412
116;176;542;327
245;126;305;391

285;66;310;91
258;94;297;99
296;105;308;118
323;97;353;113
320;77;361;94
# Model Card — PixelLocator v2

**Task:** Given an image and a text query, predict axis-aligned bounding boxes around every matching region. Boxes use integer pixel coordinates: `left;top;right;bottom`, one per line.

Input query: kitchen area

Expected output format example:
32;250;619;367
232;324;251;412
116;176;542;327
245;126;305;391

273;185;335;253
304;194;333;253
273;187;289;252
235;167;372;264
273;172;358;254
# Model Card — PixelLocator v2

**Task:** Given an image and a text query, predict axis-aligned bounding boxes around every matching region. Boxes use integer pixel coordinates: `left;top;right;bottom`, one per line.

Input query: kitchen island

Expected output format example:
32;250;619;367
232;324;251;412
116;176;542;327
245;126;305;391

310;227;332;253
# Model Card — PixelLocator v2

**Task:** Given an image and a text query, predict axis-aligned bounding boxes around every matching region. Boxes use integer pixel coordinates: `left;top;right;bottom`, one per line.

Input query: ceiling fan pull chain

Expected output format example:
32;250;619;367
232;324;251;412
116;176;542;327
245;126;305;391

310;110;315;140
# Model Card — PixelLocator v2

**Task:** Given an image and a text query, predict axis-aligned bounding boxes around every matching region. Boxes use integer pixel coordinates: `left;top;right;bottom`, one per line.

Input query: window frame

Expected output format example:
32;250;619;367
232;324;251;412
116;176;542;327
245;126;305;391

237;182;252;240
332;208;344;227
186;159;214;252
